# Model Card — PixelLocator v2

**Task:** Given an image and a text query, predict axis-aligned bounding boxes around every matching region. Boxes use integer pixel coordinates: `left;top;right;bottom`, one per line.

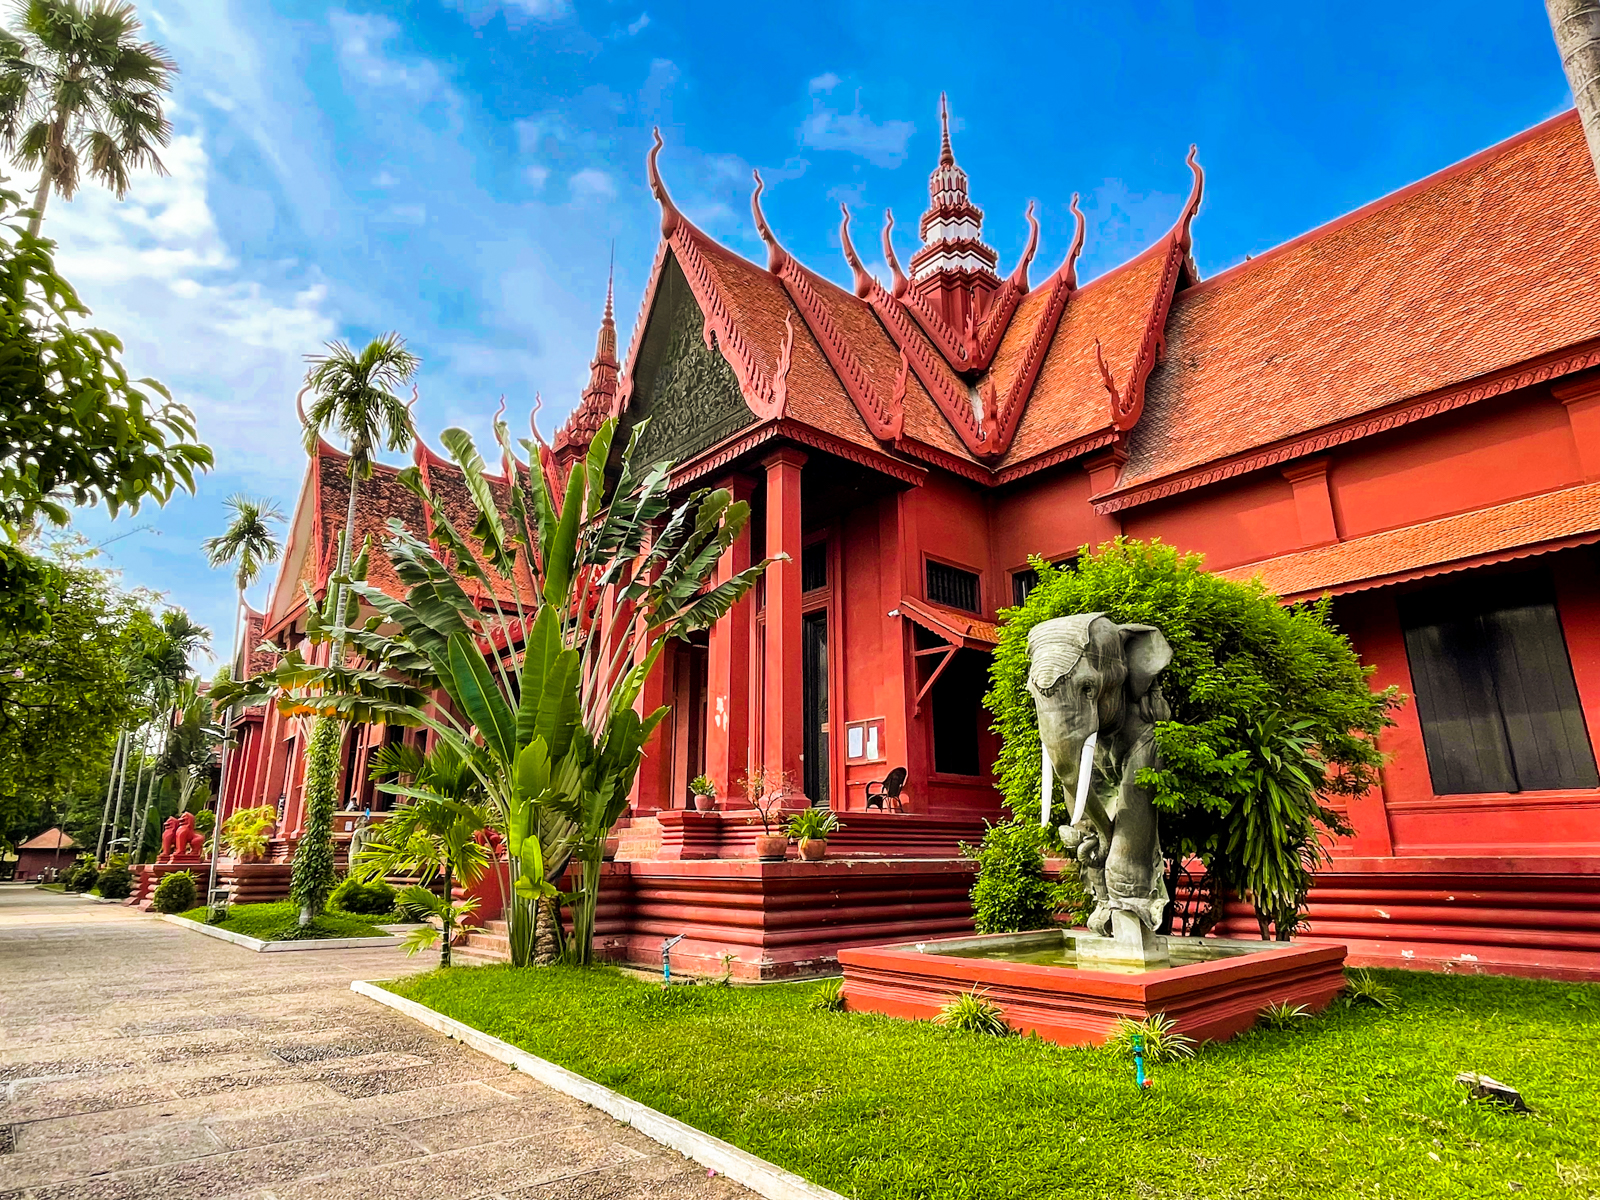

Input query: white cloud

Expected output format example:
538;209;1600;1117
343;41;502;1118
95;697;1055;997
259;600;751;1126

373;170;398;188
329;10;448;98
43;132;338;484
383;203;428;225
524;164;550;189
627;13;650;34
569;169;615;201
799;88;915;168
444;0;572;25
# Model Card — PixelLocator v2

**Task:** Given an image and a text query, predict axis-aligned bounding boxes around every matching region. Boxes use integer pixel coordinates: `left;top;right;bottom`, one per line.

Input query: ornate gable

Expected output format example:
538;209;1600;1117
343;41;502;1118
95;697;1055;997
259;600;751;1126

629;255;754;469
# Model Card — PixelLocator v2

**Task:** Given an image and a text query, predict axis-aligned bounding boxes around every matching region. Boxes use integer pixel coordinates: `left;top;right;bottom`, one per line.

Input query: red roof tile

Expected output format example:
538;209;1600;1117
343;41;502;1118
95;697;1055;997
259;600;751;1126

1118;112;1600;497
1218;481;1600;601
19;828;75;851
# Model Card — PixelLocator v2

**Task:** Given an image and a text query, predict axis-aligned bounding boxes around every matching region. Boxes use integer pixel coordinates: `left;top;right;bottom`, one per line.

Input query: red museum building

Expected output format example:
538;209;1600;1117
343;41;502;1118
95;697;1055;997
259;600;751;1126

218;105;1600;981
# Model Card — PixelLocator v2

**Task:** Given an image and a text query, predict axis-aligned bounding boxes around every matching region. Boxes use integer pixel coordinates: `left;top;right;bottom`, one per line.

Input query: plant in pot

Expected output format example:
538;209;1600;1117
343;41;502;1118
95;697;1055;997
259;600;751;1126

787;806;841;862
742;765;793;860
688;774;716;812
221;805;276;863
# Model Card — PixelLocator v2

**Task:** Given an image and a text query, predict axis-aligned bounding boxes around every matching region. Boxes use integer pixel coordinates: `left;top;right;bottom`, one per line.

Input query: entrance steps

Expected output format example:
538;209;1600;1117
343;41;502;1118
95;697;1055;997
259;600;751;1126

451;917;511;965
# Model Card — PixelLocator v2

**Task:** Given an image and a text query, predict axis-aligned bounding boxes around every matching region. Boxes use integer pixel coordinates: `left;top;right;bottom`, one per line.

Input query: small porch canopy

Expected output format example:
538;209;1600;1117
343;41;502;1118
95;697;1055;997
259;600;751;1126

894;596;1001;717
1220;480;1600;603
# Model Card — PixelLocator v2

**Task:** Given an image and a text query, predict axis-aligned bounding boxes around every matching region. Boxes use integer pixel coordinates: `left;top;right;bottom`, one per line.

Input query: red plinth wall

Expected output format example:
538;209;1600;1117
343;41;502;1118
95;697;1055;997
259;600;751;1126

839;934;1349;1046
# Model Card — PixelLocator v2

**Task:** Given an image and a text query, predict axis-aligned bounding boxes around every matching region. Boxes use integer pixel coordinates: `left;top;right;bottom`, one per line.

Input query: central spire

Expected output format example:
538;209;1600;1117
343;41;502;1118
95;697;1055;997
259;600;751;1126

908;94;999;333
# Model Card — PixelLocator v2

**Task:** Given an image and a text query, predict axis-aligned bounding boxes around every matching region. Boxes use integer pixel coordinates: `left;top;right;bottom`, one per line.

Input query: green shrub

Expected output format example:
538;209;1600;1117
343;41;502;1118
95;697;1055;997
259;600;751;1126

151;869;197;914
220;804;275;858
330;875;397;915
193;810;216;836
962;819;1087;933
786;806;840;842
66;858;98;893
1343;969;1401;1010
810;978;845;1012
97;859;134;900
1106;1013;1196;1063
935;988;1010;1036
986;539;1400;937
1257;1001;1312;1031
290;718;340;920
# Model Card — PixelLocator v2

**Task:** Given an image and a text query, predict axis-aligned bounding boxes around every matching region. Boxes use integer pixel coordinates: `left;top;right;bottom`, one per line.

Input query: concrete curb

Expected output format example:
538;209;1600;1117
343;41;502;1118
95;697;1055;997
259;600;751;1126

159;914;403;953
352;979;845;1200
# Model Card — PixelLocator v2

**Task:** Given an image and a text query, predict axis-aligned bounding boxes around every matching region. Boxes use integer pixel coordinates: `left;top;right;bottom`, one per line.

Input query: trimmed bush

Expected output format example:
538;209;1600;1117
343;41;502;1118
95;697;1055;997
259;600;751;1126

330;875;397;915
962;819;1087;934
986;538;1400;937
66;859;99;893
97;858;134;900
151;869;197;914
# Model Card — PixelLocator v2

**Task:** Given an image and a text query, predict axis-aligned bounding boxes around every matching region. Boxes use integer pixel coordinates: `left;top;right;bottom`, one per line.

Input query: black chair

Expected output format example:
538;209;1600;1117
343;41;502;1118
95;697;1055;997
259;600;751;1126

864;767;908;813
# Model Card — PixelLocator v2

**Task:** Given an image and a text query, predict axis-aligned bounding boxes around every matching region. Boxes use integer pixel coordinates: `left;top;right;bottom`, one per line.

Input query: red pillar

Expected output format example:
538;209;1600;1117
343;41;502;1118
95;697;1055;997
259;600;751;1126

706;473;756;802
762;449;807;798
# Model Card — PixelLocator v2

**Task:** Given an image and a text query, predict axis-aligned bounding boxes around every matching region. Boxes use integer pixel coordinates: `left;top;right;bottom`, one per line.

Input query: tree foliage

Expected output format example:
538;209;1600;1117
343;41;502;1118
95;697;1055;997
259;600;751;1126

288;715;340;921
218;414;774;967
986;539;1400;936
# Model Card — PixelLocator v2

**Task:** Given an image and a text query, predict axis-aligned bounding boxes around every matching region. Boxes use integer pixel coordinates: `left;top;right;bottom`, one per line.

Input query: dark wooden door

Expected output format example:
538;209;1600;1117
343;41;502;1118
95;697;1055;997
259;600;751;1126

802;610;830;806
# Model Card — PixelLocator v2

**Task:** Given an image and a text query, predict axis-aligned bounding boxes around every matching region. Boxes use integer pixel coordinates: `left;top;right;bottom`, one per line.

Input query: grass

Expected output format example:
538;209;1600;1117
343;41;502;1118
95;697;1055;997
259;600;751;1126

174;900;397;941
385;965;1600;1200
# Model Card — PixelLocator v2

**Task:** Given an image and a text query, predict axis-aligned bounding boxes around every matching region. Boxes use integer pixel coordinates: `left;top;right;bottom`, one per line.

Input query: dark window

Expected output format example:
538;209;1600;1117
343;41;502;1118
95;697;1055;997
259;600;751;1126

801;541;828;593
802;611;830;804
1400;571;1598;795
927;560;981;613
1012;556;1077;608
920;633;987;776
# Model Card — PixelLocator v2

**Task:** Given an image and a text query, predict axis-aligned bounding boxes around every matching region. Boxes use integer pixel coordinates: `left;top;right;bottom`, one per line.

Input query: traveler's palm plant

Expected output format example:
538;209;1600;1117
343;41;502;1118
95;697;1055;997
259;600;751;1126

357;741;491;967
217;415;774;966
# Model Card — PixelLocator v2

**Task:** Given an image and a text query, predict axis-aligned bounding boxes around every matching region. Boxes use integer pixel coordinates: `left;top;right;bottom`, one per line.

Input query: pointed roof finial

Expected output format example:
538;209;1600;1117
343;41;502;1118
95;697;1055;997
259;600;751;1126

939;92;953;165
605;240;615;321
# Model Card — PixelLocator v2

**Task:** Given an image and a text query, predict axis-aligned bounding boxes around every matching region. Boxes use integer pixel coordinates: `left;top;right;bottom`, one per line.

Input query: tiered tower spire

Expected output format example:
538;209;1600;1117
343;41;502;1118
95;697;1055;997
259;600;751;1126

553;253;619;459
907;94;1000;334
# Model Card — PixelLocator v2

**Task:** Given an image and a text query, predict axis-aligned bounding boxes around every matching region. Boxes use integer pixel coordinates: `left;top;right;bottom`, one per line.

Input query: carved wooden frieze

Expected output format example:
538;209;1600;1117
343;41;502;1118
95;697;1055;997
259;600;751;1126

633;277;754;470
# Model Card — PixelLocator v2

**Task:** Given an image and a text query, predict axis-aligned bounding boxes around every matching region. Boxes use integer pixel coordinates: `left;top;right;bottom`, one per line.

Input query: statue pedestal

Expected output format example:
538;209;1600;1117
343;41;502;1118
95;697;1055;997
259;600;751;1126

1077;910;1171;969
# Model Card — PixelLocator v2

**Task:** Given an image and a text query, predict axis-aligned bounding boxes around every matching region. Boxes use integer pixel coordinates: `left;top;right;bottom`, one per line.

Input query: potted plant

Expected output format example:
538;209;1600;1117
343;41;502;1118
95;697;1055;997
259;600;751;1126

220;805;276;863
689;774;716;812
787;806;841;861
742;766;792;860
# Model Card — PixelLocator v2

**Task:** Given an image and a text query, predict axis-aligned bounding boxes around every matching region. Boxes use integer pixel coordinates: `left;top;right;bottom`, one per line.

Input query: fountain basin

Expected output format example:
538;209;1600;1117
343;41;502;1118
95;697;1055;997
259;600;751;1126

837;928;1347;1046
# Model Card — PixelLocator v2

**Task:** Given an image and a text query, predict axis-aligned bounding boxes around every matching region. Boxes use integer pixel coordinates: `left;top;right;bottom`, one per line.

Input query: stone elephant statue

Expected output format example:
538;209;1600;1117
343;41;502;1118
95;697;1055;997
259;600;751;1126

1026;612;1173;936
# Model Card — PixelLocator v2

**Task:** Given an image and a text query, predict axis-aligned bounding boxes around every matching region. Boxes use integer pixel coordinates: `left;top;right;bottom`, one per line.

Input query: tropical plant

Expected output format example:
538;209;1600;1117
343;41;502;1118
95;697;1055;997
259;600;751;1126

1343;969;1401;1010
935;987;1010;1036
357;741;492;967
290;332;419;926
962;818;1088;934
986;539;1400;938
127;609;208;859
219;804;274;859
64;853;95;891
786;806;840;844
810;977;845;1012
150;867;195;914
689;773;715;799
156;681;220;815
1257;1000;1312;1031
1106;1013;1196;1063
0;0;177;235
216;413;774;967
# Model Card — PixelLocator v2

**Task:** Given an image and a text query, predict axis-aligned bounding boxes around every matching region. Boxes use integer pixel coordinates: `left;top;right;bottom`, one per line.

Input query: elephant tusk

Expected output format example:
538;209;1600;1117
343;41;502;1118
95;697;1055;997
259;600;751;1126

1070;731;1098;825
1040;741;1053;829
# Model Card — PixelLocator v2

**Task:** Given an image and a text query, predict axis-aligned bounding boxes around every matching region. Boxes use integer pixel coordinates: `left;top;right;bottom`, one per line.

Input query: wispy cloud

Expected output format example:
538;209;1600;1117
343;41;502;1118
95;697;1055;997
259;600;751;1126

798;79;915;168
627;13;650;35
569;168;616;201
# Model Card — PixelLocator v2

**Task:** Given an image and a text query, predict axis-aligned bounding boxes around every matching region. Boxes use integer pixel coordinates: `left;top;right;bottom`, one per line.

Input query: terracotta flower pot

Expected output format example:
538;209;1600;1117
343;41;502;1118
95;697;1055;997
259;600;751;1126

693;794;714;812
754;834;788;861
798;838;827;862
602;836;620;861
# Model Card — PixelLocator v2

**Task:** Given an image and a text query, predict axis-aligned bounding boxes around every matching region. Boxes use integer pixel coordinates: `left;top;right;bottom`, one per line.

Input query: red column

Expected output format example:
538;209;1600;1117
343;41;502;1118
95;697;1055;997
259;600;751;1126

706;473;756;802
762;449;807;797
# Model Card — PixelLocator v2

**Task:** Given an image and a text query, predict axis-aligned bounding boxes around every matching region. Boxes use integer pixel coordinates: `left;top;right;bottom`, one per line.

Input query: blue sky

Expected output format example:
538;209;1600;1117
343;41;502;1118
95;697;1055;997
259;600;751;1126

55;0;1572;667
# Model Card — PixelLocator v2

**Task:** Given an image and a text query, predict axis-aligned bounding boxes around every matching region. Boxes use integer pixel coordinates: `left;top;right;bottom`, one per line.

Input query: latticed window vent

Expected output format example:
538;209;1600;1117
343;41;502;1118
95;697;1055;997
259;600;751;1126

927;560;981;613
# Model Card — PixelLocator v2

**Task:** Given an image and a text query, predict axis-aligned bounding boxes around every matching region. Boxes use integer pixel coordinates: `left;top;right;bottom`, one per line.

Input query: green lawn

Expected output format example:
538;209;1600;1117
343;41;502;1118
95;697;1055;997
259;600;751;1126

385;965;1600;1200
175;900;398;941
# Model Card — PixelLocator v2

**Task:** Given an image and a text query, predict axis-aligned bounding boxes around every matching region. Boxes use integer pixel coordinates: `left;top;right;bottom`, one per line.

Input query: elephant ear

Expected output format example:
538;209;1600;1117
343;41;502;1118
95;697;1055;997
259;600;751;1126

1119;624;1171;699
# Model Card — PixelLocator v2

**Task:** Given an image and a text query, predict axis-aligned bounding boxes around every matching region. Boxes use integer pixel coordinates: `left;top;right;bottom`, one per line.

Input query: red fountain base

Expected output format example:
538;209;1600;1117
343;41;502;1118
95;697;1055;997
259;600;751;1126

838;929;1348;1046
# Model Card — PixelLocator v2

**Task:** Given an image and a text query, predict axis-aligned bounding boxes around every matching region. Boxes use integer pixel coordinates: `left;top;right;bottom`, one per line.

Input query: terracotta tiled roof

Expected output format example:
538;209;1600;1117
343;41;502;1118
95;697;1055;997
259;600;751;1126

1117;112;1600;498
897;595;1001;649
1218;481;1600;601
19;828;75;851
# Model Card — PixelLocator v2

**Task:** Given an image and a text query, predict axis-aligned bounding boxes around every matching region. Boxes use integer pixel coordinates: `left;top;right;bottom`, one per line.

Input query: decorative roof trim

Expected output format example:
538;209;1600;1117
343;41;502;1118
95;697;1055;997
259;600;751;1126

1094;338;1600;513
969;202;1040;368
981;265;1076;453
666;418;927;491
1097;146;1205;435
993;429;1120;485
754;173;901;440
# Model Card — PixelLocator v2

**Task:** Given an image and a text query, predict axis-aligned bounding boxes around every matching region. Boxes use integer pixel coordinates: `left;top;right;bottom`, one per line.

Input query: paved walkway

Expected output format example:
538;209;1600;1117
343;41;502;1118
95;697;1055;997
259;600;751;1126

0;886;747;1200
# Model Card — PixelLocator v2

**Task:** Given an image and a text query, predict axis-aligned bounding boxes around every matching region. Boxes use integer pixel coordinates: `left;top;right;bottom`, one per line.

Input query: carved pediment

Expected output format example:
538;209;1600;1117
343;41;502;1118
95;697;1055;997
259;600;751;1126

630;256;754;470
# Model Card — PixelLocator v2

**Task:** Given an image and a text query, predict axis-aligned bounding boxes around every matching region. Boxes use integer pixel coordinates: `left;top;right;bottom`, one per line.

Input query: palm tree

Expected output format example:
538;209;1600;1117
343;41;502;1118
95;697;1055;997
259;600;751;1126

360;742;492;967
0;0;177;236
129;609;207;859
200;493;283;904
292;332;419;925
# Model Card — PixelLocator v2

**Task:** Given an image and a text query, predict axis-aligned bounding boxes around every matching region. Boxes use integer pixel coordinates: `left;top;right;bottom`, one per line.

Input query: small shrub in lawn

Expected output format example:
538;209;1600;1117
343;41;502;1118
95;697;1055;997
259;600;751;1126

935;988;1011;1036
962;819;1087;933
97;860;134;900
66;861;98;893
1257;1001;1312;1031
810;978;845;1012
1107;1013;1196;1063
1344;969;1400;1010
151;870;198;914
330;875;398;915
